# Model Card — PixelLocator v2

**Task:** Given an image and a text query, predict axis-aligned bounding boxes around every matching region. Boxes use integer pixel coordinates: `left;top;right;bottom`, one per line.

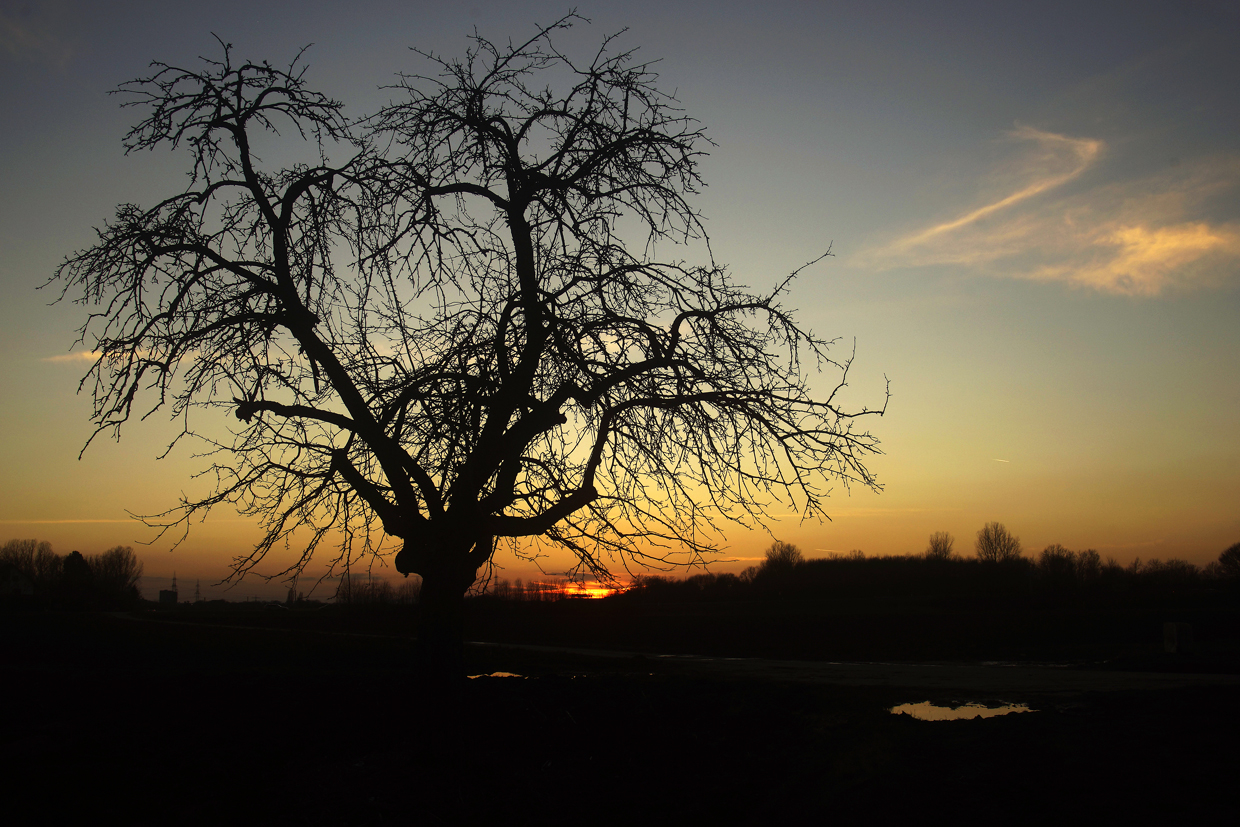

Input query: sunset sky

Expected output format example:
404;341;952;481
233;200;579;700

2;0;1237;600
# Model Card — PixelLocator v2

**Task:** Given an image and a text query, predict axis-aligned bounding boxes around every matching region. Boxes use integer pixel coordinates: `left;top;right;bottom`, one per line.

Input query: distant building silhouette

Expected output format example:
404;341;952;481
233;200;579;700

159;572;179;605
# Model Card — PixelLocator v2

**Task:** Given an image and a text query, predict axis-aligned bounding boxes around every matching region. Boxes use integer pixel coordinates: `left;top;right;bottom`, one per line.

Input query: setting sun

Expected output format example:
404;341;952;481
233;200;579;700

559;582;623;599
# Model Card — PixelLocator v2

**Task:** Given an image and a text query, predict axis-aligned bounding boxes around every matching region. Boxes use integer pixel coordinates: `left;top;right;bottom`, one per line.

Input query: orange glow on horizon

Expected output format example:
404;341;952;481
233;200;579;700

560;581;624;599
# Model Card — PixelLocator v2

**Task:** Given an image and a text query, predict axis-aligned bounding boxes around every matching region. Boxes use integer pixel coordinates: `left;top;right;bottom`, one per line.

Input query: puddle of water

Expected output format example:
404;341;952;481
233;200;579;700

891;701;1033;721
467;672;524;679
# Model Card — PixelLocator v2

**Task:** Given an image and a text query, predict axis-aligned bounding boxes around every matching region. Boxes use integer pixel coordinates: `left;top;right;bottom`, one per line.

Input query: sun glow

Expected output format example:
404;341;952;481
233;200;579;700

560;581;622;599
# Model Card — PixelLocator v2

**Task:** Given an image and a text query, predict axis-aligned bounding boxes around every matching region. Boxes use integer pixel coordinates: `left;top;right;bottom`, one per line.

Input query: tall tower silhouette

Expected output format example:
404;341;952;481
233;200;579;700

159;572;180;605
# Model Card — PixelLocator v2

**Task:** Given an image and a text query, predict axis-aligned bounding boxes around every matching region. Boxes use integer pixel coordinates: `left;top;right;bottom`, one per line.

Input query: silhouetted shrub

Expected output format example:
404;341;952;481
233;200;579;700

396;577;421;604
336;576;396;604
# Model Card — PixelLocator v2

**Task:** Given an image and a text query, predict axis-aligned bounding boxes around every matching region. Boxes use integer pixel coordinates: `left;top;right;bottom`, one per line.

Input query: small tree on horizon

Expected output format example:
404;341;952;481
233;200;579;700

761;541;805;573
925;531;954;560
975;522;1022;563
88;545;144;606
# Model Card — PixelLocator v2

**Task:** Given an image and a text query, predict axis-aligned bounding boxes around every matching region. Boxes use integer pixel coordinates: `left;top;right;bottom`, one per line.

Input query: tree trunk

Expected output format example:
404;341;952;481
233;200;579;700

415;568;469;681
397;529;490;682
411;564;479;774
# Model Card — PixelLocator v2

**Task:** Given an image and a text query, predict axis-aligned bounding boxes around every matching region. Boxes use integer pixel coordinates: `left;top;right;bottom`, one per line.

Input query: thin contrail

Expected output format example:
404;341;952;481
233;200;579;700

0;519;135;524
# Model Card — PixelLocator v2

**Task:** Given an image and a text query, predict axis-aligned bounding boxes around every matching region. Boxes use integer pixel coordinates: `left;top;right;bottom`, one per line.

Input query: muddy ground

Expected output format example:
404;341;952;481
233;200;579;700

4;610;1237;823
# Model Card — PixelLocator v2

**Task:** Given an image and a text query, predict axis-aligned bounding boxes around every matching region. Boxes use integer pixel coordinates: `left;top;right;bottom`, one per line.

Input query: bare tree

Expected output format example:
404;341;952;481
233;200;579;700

0;539;38;578
761;541;805;573
925;531;954;560
974;522;1022;563
52;16;884;669
88;545;144;604
1;539;62;592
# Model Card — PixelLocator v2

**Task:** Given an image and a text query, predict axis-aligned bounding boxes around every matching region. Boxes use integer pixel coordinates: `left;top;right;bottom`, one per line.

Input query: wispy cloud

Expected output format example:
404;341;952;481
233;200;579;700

43;347;201;365
42;350;102;364
1028;220;1240;295
0;519;135;524
818;507;943;518
857;126;1240;295
897;126;1103;249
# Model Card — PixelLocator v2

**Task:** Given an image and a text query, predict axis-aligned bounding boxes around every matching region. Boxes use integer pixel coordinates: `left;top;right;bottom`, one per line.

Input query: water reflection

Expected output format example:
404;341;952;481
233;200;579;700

891;700;1033;721
467;671;524;679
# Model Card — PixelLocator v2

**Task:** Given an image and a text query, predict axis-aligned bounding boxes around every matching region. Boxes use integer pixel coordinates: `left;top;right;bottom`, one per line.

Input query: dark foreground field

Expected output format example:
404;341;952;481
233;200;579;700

4;608;1238;824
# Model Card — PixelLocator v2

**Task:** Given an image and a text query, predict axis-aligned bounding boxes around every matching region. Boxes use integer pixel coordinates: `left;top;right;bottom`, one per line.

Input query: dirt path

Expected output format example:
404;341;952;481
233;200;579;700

107;615;1240;693
469;640;1240;692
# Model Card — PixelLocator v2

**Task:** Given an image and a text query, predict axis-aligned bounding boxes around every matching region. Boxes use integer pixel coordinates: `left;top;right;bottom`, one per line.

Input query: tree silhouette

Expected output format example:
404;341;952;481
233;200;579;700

925;531;954;560
974;522;1022;563
52;16;884;670
761;541;805;573
89;545;144;607
60;550;93;606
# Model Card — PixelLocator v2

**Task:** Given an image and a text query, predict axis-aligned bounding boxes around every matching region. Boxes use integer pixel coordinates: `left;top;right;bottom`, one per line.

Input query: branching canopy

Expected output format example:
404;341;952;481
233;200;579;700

53;16;886;592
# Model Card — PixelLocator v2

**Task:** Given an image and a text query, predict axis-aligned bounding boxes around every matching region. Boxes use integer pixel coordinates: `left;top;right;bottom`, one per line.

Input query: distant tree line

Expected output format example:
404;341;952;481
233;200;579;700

335;575;422;606
0;539;143;609
485;578;585;602
609;526;1240;608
